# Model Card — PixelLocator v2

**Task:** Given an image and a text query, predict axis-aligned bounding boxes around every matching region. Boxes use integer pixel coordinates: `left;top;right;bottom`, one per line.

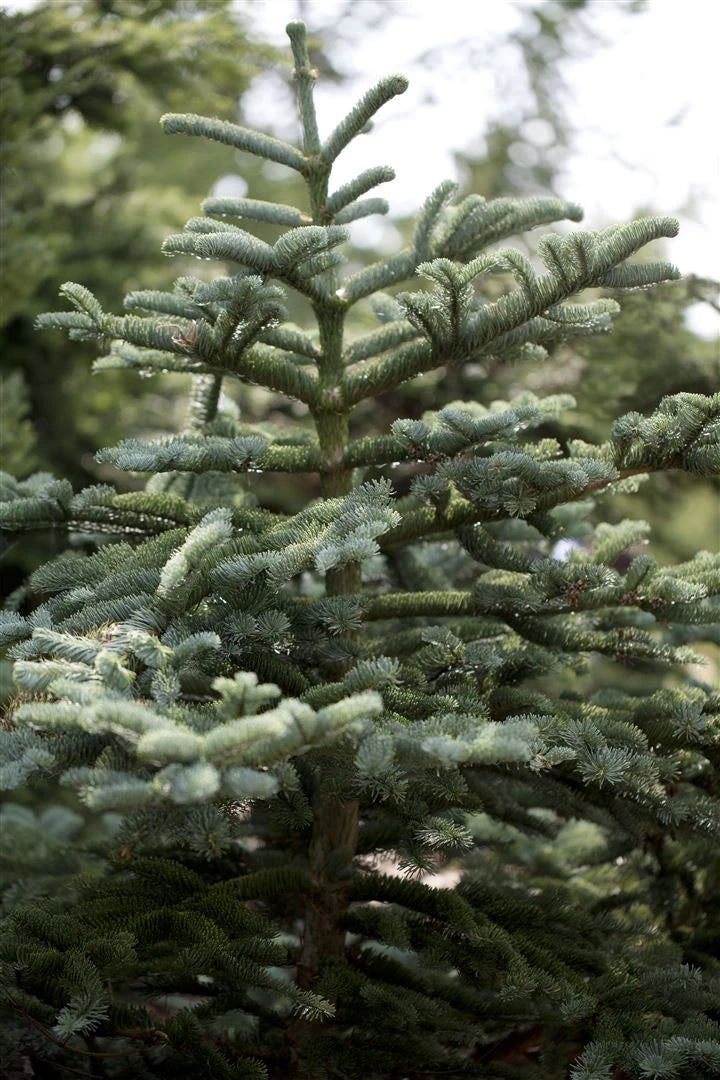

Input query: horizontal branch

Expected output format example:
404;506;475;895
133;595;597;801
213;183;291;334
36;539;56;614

96;341;318;404
363;591;474;619
343;339;434;404
343;395;570;468
340;249;419;304
326;166;396;214
344;435;411;469
160;113;307;172
343;320;420;364
380;467;657;550
227;344;319;404
202;195;311;227
335;197;389;225
0;481;282;538
98;436;325;476
259;325;321;360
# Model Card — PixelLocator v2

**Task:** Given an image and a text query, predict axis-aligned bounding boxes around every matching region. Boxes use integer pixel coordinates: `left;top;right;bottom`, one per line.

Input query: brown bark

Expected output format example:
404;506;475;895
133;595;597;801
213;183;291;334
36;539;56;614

297;792;359;985
293;154;361;996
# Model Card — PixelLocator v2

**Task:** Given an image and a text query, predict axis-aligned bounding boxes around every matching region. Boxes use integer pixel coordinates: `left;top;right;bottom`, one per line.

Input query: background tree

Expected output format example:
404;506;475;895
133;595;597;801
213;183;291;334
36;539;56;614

0;0;275;485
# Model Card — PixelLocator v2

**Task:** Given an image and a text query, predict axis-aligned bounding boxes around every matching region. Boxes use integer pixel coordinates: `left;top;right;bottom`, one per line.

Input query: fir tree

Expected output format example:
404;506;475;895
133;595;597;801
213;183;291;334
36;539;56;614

1;21;719;1080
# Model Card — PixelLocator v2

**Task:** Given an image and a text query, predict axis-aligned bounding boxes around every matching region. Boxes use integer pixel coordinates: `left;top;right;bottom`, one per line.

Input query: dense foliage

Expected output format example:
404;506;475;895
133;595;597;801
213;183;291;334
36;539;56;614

0;0;273;487
1;20;718;1080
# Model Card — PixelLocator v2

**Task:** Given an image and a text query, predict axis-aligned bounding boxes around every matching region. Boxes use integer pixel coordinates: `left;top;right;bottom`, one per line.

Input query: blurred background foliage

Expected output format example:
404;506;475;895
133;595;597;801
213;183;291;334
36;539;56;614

1;0;275;485
1;0;717;582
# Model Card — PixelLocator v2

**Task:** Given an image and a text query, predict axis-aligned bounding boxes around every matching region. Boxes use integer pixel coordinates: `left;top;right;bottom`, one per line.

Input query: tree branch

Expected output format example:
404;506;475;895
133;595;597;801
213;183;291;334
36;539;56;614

381;467;655;549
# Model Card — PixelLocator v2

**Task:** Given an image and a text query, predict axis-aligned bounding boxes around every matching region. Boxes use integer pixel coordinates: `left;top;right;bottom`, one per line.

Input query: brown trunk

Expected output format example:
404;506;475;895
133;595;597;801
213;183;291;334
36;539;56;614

290;142;360;1037
297;791;359;986
289;793;358;1070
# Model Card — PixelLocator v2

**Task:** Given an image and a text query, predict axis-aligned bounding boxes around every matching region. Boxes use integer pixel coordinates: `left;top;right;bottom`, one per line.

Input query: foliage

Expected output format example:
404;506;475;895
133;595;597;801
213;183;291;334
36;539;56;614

0;0;274;486
0;371;38;479
390;0;719;566
1;20;719;1080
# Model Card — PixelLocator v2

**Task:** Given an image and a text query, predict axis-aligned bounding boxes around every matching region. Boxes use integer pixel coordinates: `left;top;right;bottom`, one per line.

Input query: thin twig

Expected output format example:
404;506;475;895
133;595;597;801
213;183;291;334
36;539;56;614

2;987;153;1060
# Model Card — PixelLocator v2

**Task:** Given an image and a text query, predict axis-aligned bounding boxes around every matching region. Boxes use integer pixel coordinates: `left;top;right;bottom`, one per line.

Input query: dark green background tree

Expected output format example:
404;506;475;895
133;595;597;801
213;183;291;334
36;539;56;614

1;0;275;484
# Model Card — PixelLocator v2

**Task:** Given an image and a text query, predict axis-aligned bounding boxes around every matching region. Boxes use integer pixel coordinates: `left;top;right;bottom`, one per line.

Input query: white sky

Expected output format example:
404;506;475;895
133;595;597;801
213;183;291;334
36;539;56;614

241;0;719;335
4;0;719;336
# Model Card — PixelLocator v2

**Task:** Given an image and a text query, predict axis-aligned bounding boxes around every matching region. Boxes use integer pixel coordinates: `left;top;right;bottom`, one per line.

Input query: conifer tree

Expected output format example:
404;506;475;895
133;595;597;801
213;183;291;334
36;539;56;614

1;21;719;1080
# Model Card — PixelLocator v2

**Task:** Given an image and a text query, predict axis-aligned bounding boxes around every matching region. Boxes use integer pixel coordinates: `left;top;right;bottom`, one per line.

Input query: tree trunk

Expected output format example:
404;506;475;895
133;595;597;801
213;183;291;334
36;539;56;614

297;791;359;985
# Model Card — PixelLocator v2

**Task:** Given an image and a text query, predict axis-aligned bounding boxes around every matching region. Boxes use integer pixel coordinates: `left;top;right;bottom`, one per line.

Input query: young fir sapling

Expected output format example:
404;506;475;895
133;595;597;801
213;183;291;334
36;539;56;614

1;19;718;1080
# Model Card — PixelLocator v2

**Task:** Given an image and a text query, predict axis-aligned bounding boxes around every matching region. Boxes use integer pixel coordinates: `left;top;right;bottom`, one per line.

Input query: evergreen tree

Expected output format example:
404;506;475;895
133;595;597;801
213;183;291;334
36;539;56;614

1;21;718;1080
0;0;273;488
